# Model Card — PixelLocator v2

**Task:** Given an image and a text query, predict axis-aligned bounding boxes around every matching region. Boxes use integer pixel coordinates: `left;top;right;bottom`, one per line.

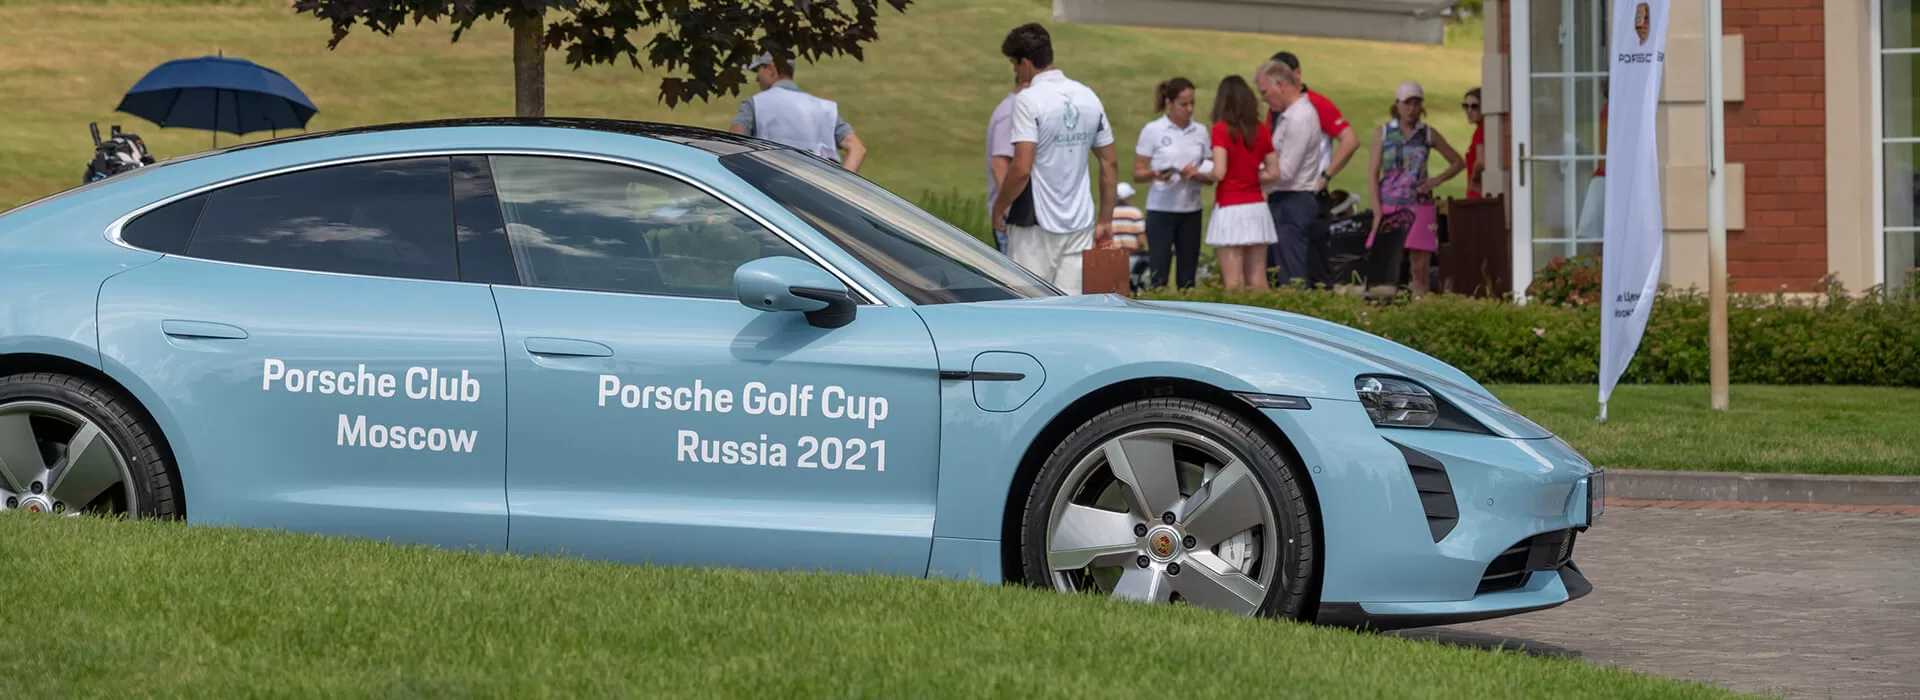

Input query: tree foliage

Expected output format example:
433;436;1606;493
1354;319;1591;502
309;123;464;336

294;0;912;106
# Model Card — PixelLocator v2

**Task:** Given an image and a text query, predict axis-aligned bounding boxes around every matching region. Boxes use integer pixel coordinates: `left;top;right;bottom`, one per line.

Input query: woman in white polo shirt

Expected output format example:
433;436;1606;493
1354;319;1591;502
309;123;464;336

1132;77;1210;289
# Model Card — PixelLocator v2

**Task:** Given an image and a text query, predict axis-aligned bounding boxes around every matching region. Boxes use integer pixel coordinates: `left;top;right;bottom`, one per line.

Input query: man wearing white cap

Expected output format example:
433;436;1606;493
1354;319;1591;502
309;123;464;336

730;50;868;173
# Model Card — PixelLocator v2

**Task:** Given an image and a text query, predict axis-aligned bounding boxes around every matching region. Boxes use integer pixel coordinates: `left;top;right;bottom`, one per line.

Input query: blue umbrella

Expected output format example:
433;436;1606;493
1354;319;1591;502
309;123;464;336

116;55;318;147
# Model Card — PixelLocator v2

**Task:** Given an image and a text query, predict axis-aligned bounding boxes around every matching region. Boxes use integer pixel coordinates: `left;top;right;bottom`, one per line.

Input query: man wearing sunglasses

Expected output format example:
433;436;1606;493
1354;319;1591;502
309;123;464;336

1463;88;1485;198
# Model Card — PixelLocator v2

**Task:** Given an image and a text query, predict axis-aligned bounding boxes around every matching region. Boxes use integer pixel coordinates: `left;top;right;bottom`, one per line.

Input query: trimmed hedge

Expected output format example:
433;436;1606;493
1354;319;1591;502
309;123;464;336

1135;284;1920;386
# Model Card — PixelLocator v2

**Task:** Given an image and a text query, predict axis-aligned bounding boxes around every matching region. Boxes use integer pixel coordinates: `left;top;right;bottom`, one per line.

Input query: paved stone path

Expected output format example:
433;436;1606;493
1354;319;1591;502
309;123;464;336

1607;498;1920;516
1394;505;1920;699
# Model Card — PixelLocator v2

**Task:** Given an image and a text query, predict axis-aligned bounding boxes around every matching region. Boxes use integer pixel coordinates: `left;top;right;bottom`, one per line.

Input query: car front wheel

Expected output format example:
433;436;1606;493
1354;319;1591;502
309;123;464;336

1019;398;1315;618
0;373;179;518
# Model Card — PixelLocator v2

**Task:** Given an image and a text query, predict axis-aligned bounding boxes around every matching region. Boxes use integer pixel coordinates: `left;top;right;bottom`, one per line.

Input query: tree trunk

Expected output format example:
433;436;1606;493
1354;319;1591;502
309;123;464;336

512;11;545;117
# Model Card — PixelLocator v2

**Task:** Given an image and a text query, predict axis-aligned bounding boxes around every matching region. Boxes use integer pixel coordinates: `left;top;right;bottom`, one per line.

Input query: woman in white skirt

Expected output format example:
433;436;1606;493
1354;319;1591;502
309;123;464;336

1194;76;1285;289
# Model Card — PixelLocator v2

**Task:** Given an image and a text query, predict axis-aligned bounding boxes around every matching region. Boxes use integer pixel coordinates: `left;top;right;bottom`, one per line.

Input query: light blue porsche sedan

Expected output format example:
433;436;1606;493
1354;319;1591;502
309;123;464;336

0;118;1601;629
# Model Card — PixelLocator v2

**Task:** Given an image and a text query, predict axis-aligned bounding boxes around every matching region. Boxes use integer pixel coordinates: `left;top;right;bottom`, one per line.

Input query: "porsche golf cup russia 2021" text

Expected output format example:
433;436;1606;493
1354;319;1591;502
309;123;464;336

596;375;892;472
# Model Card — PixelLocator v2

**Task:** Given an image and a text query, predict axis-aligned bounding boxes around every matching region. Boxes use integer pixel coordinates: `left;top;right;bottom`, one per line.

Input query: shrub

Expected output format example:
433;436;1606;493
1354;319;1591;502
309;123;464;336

916;194;1920;386
1526;254;1603;307
1138;283;1920;386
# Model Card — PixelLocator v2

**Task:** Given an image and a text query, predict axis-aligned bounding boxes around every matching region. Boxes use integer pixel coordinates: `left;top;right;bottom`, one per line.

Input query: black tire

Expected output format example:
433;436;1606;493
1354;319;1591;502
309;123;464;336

1017;397;1316;618
0;372;181;518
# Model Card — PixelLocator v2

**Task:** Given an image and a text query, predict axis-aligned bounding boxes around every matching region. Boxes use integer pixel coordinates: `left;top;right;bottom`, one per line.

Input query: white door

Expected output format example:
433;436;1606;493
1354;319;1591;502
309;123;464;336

1511;0;1612;296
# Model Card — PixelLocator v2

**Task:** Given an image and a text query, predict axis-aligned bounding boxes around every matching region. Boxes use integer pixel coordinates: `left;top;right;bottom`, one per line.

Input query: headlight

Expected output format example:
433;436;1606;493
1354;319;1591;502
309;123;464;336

1355;376;1438;428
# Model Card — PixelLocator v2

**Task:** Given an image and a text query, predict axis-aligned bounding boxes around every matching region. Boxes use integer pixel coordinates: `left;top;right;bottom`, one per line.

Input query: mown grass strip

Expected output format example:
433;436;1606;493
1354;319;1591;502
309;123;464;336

1492;384;1920;476
0;516;1742;699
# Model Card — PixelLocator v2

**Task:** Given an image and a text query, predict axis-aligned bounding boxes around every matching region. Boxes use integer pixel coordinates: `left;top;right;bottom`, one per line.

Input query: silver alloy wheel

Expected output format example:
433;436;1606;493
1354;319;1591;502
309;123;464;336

1044;427;1281;616
0;400;137;516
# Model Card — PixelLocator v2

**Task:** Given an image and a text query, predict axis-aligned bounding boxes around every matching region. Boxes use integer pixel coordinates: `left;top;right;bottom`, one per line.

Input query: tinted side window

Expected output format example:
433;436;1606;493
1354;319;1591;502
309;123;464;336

452;156;519;284
187;158;458;281
121;193;207;254
489;155;803;298
721;150;1055;304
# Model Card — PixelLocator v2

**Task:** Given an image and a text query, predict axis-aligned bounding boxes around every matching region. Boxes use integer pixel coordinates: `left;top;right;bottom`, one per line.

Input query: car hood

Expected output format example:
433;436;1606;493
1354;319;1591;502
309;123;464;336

978;295;1554;440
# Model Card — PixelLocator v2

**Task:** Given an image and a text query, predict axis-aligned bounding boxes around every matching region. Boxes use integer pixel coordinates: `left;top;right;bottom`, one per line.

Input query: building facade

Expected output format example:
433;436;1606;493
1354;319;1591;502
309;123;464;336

1480;0;1917;293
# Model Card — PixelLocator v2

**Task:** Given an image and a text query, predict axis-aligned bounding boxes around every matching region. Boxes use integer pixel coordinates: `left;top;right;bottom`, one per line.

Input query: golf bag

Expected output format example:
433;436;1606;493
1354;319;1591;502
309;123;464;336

1129;251;1153;294
1306;190;1363;287
83;123;155;184
1324;207;1419;290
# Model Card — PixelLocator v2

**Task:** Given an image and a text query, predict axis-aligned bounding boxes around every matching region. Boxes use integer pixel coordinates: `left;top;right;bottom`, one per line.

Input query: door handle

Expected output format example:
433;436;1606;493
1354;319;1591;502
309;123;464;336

1517;143;1530;187
161;320;249;340
524;337;613;358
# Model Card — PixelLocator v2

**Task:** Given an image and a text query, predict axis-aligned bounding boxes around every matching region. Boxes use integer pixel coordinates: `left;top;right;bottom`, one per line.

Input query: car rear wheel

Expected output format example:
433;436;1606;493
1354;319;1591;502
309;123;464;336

1018;398;1315;618
0;373;179;518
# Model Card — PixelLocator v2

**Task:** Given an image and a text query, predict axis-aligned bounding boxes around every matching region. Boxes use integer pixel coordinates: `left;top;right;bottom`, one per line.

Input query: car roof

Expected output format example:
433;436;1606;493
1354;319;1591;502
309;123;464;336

216;117;773;156
2;118;774;220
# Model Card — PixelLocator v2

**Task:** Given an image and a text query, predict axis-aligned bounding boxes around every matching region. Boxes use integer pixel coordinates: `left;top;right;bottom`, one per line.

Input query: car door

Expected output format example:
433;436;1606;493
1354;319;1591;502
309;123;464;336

482;154;941;575
97;156;512;551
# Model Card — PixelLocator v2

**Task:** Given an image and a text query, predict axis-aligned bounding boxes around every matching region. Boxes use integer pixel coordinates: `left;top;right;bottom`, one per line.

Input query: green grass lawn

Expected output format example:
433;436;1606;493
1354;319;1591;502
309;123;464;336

1491;385;1920;476
0;516;1740;699
0;0;1486;211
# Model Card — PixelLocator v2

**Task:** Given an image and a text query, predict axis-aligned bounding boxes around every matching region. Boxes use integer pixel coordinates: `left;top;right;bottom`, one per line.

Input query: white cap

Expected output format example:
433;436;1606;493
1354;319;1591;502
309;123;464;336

1396;81;1425;102
746;52;776;71
1116;182;1136;201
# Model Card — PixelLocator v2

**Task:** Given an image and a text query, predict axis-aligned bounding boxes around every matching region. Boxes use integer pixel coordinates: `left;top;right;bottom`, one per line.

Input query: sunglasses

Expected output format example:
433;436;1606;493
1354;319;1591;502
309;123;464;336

1463;102;1482;110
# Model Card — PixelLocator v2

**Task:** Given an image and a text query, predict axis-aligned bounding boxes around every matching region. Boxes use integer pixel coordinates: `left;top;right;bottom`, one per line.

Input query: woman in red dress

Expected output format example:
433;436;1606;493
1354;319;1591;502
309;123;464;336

1193;76;1284;290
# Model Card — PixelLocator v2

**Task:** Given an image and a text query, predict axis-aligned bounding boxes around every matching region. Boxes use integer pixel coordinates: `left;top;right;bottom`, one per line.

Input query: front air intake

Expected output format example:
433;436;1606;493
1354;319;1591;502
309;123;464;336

1387;440;1458;542
1476;529;1578;595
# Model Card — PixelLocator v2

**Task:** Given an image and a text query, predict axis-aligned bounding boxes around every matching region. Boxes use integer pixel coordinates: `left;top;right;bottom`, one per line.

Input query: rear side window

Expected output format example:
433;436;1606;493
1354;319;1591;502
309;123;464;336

187;157;458;281
120;193;207;254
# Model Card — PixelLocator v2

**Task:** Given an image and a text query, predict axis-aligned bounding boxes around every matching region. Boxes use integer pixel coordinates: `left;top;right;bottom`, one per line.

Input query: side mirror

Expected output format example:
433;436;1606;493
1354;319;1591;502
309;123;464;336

733;257;857;329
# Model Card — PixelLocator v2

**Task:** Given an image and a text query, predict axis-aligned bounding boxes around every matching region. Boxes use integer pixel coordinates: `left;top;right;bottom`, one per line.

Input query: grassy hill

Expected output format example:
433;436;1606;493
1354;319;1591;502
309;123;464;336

0;515;1742;698
0;0;1485;214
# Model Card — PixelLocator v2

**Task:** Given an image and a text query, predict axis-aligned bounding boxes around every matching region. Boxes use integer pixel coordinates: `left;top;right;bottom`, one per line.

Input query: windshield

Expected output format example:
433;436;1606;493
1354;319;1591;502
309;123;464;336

721;149;1058;304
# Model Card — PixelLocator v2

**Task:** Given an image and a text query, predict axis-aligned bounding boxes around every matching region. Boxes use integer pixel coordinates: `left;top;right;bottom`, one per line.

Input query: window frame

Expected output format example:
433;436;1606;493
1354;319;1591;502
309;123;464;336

1875;0;1920;289
103;149;883;305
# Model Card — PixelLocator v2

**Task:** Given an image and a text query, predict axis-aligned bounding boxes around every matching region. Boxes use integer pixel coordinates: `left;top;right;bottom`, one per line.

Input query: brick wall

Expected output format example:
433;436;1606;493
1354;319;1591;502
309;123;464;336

1724;0;1828;292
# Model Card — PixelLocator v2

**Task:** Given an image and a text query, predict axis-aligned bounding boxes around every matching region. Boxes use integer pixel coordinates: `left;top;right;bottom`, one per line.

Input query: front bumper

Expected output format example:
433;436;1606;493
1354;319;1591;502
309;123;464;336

1261;401;1601;628
1317;564;1593;631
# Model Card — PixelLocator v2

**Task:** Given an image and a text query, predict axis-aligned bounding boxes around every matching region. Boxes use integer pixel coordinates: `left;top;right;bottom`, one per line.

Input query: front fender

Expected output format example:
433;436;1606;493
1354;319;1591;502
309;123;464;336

912;297;1374;553
1144;300;1494;399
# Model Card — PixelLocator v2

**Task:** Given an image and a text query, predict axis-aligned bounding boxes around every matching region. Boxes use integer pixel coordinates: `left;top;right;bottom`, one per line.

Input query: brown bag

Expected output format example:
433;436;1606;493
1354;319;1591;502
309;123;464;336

1080;247;1132;296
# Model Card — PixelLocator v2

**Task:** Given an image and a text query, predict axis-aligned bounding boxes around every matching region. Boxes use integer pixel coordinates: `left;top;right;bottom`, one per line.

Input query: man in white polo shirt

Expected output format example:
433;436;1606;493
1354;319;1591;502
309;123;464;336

730;50;868;173
990;23;1119;293
985;75;1031;253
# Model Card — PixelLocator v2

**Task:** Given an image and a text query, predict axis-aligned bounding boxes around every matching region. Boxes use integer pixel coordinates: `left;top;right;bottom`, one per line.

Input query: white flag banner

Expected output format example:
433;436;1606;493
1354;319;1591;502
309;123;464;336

1598;0;1670;421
